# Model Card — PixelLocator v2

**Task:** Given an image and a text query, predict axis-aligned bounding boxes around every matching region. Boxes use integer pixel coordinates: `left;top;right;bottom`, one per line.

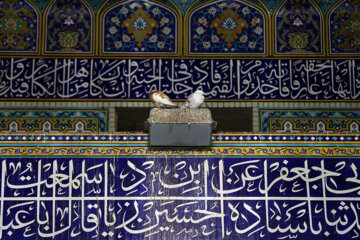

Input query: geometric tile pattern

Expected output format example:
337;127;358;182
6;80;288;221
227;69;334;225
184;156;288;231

260;109;360;133
0;109;108;132
0;133;359;239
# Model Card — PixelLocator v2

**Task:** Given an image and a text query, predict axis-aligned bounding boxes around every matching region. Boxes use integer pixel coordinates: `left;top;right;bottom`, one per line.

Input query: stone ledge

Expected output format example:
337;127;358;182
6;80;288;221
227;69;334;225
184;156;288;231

147;108;213;124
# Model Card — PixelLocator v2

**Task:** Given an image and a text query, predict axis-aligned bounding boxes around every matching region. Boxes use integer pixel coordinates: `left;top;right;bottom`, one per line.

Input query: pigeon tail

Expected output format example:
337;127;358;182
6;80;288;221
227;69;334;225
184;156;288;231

181;102;190;108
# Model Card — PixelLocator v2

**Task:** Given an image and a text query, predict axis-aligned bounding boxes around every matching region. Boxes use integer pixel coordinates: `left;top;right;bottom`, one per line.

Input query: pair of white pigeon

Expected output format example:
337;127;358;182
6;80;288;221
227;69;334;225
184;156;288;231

149;89;204;109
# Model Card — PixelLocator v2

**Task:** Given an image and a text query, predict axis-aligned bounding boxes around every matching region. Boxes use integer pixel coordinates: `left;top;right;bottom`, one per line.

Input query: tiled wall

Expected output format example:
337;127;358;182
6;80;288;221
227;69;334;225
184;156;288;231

0;0;359;133
0;132;359;239
2;0;360;56
0;100;357;132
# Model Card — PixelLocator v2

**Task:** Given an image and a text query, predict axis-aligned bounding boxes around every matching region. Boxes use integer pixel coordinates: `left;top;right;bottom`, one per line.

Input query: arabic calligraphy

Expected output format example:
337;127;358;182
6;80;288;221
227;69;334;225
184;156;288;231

1;156;360;239
0;58;359;100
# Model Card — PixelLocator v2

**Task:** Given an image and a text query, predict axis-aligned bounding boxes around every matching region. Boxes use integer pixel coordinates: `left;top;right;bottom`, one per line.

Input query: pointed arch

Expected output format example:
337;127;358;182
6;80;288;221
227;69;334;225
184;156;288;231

186;0;268;56
0;0;40;54
100;0;181;56
44;0;94;55
273;0;324;56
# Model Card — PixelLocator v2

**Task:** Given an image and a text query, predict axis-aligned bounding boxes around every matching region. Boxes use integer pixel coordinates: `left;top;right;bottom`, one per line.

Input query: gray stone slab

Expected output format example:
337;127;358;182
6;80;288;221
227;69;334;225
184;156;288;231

146;108;215;146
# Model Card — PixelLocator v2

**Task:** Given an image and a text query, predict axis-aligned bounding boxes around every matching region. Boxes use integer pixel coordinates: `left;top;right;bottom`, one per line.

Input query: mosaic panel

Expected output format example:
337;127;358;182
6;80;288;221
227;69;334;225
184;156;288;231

260;109;360;133
0;58;359;100
0;0;356;56
0;133;359;239
0;109;108;133
329;0;360;54
102;0;177;54
189;0;266;54
45;0;92;53
275;0;323;55
0;0;38;52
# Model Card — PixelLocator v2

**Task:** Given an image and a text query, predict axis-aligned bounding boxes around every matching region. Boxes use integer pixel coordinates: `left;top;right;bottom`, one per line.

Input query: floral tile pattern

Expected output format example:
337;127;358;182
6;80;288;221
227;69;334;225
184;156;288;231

103;0;177;53
45;0;92;53
0;0;360;55
0;0;38;52
189;0;266;54
275;0;323;54
329;0;360;54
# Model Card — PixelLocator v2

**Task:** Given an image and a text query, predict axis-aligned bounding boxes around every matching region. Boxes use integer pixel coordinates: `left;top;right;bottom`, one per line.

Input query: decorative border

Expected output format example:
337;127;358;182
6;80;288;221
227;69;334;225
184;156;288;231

0;133;358;143
0;146;358;157
0;133;358;157
0;108;109;132
259;109;360;133
1;58;360;100
0;0;359;57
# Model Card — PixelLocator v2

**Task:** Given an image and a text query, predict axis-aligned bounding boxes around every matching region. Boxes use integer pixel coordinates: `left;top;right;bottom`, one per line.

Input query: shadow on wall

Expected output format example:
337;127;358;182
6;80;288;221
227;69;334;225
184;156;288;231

116;107;252;132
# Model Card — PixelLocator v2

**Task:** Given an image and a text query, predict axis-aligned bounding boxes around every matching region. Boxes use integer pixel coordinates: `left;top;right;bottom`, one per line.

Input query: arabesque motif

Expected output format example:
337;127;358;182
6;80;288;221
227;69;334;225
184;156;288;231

0;0;38;52
122;6;159;47
189;0;265;54
210;7;249;48
46;0;92;53
103;0;177;53
275;0;322;54
330;0;360;54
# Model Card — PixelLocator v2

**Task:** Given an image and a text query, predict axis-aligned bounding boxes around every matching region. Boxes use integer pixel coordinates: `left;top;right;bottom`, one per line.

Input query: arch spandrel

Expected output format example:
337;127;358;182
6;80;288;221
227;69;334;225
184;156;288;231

44;0;93;54
274;0;324;56
186;0;267;56
329;0;360;55
0;0;39;53
101;0;180;56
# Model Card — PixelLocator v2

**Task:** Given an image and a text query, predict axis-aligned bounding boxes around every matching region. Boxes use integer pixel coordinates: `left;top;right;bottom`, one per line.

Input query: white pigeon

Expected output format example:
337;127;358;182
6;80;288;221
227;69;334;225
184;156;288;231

149;89;176;108
181;90;205;109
